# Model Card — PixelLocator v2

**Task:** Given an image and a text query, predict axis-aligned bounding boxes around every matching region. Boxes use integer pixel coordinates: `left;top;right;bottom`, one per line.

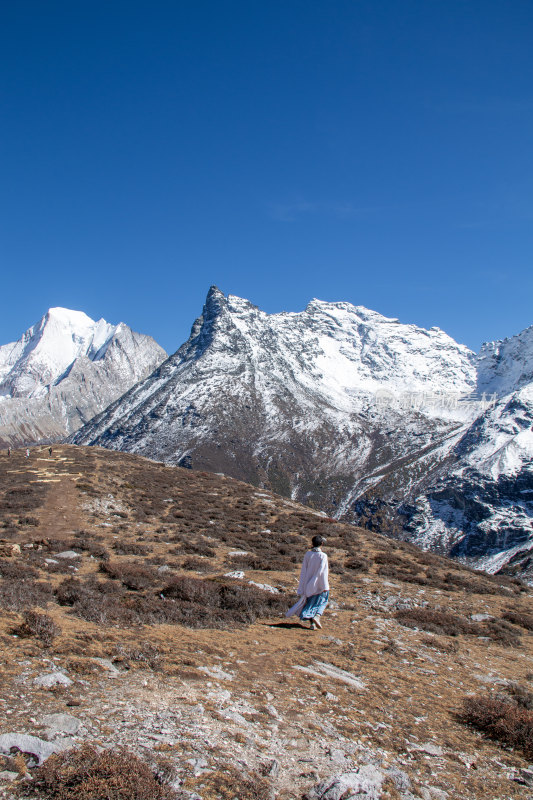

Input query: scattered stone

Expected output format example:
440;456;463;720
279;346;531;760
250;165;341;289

386;766;411;791
0;542;21;558
0;771;18;782
323;692;338;701
512;767;533;787
224;571;245;579
228;551;249;556
306;765;385;800
92;658;120;673
198;666;234;681
294;661;366;690
55;551;80;559
260;758;280;779
42;713;82;738
33;672;73;689
414;743;444;757
420;788;448;800
470;613;493;622
0;733;64;766
248;581;279;594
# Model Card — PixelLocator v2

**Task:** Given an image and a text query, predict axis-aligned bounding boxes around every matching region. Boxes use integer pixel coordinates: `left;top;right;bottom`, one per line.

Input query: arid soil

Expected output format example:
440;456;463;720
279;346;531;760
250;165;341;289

1;445;533;799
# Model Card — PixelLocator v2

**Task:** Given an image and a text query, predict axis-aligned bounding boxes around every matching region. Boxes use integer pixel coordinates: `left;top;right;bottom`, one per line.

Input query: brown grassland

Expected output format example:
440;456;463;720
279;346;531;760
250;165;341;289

0;445;532;799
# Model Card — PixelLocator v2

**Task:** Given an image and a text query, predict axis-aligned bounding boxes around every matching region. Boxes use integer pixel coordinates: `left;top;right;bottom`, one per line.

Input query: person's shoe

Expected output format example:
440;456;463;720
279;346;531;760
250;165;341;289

309;620;317;630
314;617;322;629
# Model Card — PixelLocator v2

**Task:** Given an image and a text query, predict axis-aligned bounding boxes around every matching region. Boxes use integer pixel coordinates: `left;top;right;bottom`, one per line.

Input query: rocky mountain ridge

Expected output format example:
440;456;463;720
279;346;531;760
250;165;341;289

0;307;167;446
71;287;533;577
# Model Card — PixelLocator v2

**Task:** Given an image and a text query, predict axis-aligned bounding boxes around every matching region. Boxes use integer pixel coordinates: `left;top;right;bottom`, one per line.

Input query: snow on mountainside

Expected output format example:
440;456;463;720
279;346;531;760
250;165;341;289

71;287;533;577
0;308;167;445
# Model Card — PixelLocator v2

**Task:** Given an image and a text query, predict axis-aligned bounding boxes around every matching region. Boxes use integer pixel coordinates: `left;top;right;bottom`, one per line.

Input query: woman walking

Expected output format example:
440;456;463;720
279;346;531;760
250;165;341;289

286;535;329;630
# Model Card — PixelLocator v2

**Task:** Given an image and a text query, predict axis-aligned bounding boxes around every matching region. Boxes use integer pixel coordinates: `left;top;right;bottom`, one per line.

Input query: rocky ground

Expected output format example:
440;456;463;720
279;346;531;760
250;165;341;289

1;445;533;799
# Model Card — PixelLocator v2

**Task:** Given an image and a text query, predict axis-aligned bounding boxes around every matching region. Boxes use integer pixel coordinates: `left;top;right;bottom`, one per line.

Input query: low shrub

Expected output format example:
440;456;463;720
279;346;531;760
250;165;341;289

12;610;61;646
0;578;53;611
503;609;533;631
112;542;152;556
458;695;533;760
100;560;157;590
14;744;178;799
344;556;370;572
395;608;473;637
395;608;521;646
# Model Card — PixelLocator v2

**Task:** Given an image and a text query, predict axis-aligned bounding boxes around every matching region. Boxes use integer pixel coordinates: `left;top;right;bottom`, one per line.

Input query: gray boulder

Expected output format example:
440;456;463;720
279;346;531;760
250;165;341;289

306;765;385;800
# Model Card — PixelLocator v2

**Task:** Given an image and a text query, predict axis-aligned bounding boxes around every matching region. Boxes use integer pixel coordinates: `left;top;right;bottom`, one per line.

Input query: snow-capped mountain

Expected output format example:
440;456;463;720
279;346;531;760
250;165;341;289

0;307;167;445
71;287;533;576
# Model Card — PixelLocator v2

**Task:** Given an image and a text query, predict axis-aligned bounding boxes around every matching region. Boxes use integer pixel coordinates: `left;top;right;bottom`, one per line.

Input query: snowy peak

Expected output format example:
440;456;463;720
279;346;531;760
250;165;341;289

0;307;121;398
477;324;533;397
0;308;167;445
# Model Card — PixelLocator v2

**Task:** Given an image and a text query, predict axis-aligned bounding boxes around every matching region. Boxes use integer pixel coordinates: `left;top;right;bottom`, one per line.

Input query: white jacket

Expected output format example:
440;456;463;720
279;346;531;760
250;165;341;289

286;548;329;617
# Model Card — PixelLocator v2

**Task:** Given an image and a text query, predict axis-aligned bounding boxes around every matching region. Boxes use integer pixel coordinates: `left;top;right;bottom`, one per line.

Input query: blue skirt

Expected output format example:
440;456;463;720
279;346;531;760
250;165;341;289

300;590;329;620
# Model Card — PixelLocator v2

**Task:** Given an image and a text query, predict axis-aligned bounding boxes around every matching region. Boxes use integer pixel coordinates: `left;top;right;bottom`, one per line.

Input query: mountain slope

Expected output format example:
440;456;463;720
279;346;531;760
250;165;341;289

71;288;533;575
0;445;532;800
0;307;167;445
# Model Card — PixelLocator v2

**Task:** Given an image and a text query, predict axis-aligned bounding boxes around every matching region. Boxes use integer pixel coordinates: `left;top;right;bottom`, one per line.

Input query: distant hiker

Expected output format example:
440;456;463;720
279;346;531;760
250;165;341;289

286;535;329;630
25;448;30;458
48;446;53;456
7;447;10;457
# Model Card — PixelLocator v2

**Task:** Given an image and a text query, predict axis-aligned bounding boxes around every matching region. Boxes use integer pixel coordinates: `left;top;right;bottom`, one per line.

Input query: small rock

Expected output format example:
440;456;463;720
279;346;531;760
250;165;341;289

248;581;279;594
0;770;19;782
0;733;63;766
306;765;385;800
55;551;80;559
329;748;348;765
157;565;171;574
42;713;82;738
323;692;338;701
420;788;448;800
224;571;245;579
34;672;73;689
415;743;443;757
92;658;120;673
386;766;411;791
261;759;280;779
470;613;493;622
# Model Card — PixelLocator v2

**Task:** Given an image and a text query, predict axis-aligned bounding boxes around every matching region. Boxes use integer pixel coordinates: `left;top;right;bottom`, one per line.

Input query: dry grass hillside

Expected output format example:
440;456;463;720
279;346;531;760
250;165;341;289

1;445;533;800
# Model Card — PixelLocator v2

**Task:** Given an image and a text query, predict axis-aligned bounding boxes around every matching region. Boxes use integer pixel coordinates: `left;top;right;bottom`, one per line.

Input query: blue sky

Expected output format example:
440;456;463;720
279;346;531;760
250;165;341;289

1;0;532;354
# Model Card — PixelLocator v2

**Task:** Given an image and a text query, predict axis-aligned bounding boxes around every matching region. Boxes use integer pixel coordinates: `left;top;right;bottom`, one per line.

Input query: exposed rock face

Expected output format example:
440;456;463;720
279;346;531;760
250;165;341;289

71;288;533;575
0;307;167;445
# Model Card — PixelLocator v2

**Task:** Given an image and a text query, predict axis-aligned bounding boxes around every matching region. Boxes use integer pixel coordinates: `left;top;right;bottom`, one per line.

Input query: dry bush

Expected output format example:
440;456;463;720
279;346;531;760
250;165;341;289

0;578;53;611
0;560;38;580
396;608;521;646
181;556;215;572
18;515;40;527
55;577;137;627
12;610;61;646
344;556;370;572
100;560;158;590
395;608;473;637
505;682;533;710
197;764;273;800
503;609;533;631
113;542;152;556
14;744;178;799
458;695;533;760
374;552;412;568
113;641;163;670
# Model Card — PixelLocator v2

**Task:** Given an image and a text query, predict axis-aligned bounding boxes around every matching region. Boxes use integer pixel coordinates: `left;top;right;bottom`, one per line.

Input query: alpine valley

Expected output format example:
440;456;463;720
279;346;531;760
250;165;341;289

0;307;167;446
68;287;533;579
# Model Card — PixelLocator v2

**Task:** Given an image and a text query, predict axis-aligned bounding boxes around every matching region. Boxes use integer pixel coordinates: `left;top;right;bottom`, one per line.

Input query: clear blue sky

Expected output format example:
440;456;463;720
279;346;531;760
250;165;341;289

1;0;532;354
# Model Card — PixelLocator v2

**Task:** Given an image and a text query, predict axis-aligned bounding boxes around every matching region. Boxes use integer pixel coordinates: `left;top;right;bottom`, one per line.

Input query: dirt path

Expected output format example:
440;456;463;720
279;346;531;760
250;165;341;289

31;454;87;540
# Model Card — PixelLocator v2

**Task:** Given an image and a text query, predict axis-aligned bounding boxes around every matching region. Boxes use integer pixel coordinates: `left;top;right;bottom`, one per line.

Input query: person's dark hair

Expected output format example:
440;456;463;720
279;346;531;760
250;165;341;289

312;535;326;548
